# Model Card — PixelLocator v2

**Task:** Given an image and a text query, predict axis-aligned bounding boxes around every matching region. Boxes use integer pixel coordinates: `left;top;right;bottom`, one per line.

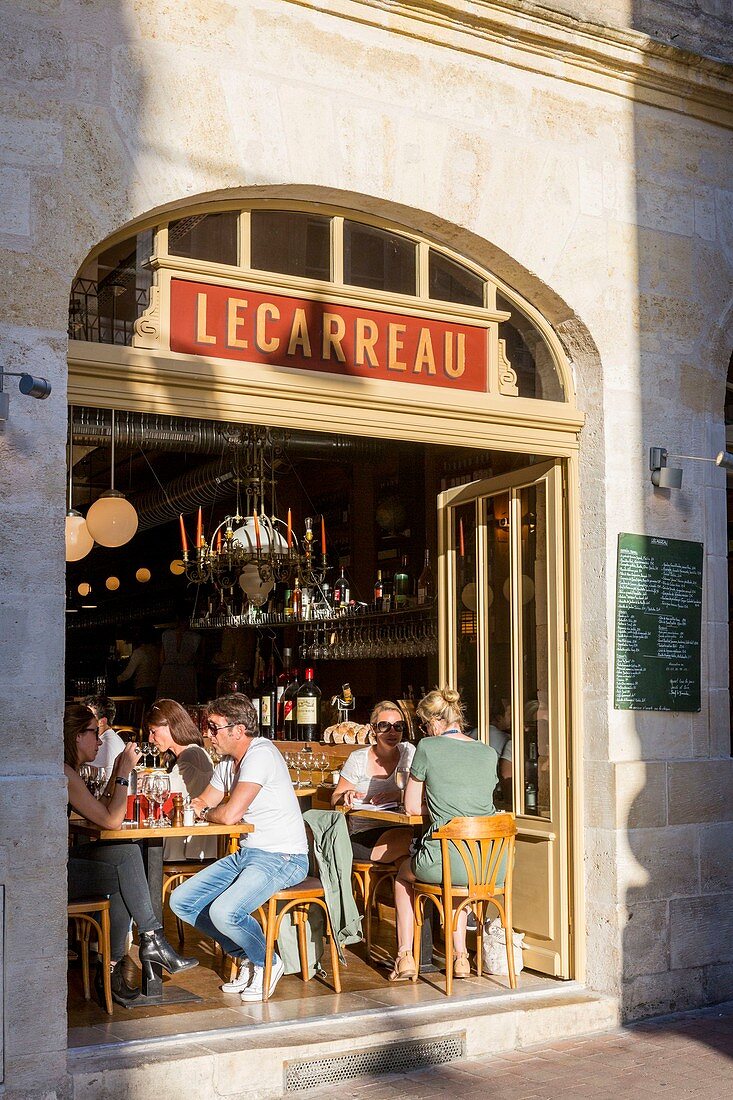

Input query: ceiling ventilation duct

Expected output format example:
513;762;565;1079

70;409;382;532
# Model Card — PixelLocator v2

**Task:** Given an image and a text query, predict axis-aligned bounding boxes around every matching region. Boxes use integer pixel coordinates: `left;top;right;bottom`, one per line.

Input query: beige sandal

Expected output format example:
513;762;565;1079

453;951;471;979
388;949;417;982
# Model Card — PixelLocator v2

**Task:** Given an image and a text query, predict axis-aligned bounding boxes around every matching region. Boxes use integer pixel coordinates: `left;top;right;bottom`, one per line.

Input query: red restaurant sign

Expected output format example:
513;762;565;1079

169;278;488;392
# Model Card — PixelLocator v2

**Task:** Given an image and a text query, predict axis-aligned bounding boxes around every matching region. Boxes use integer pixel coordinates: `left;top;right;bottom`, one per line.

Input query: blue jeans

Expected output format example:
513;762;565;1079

169;847;308;967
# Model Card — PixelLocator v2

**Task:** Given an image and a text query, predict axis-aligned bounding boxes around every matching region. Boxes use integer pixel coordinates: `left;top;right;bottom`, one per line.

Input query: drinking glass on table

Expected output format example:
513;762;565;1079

296;752;310;789
91;767;109;798
138;773;157;827
395;767;409;808
151;773;171;826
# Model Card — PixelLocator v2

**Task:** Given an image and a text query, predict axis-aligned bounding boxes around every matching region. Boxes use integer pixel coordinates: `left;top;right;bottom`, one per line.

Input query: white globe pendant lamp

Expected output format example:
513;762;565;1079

65;404;94;562
85;409;138;548
65;510;94;561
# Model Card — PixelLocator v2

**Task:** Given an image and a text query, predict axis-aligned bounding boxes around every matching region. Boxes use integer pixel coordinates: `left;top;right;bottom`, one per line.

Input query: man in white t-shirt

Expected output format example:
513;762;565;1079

84;695;126;771
169;693;308;1002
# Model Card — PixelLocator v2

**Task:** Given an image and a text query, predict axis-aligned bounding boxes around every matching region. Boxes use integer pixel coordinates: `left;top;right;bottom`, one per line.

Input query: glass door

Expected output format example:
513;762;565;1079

438;460;571;978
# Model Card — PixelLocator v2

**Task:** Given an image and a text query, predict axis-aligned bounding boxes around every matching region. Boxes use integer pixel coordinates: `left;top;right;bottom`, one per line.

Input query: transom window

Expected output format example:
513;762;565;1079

68;202;568;402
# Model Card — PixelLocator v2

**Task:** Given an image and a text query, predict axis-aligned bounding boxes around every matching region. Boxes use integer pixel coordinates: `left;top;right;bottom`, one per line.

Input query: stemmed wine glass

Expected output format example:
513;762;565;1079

297;751;311;789
150;773;171;827
395;767;409;808
138;773;156;827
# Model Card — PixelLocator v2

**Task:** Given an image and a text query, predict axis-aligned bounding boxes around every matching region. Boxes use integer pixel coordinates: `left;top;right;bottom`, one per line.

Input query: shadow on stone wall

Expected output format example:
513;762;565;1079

622;37;733;1019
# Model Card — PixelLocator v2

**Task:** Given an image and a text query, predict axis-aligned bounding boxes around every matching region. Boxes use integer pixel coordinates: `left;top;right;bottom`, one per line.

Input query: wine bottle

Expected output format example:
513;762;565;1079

250;679;261;728
260;653;277;739
281;667;301;741
417;549;434;605
296;667;321;742
373;568;384;608
292;576;302;620
394;554;410;609
276;647;293;738
334;567;350;608
380;571;393;612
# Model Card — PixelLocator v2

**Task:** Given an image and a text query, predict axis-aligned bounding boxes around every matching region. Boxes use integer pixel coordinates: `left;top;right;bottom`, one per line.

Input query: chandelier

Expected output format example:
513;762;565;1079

179;428;327;608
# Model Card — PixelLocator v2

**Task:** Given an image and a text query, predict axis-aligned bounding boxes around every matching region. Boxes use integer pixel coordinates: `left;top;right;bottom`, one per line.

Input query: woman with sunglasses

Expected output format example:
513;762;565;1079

388;686;499;982
65;705;198;1006
331;701;414;864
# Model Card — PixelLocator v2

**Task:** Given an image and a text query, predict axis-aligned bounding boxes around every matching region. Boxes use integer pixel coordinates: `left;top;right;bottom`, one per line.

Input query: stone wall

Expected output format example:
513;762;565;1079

537;0;733;63
0;0;732;1095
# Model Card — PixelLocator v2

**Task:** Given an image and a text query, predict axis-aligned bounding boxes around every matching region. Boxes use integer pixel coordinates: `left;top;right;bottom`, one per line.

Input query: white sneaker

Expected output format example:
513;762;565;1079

220;958;253;993
240;954;285;1002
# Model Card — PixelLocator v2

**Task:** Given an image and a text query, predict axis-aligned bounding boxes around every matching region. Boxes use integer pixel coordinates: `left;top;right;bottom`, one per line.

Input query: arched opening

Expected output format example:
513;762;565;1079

65;196;584;1031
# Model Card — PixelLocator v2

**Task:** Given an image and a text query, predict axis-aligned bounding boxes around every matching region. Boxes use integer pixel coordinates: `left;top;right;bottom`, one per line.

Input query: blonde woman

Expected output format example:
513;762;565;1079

332;700;414;864
389;687;499;982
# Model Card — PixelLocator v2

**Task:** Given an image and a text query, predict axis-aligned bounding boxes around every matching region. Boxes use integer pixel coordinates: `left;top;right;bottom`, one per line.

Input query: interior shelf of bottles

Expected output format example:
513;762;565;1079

191;595;436;634
190;554;436;637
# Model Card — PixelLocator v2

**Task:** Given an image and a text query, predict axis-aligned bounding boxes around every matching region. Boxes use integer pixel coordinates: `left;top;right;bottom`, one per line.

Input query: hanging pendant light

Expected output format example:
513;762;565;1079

65;403;94;562
85;409;138;548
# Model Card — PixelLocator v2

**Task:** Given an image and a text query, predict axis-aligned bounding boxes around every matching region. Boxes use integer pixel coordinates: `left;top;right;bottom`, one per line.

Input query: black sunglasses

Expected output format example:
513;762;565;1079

207;721;238;736
374;720;406;734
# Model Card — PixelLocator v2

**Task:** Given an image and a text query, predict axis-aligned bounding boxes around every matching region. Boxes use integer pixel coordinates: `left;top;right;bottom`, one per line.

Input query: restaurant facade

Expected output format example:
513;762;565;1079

1;1;733;1097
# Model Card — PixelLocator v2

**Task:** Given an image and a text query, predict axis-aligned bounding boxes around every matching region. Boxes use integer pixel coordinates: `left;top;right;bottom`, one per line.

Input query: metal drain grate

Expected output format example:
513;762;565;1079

284;1033;465;1091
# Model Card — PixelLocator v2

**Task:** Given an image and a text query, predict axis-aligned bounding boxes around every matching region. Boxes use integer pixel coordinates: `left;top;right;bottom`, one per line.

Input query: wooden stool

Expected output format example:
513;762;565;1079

68;897;113;1014
412;813;517;996
261;876;341;1002
352;859;399;958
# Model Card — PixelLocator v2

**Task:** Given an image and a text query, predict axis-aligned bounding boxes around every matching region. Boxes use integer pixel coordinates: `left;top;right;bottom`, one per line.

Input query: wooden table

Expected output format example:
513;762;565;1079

348;806;426;827
69;818;252;1004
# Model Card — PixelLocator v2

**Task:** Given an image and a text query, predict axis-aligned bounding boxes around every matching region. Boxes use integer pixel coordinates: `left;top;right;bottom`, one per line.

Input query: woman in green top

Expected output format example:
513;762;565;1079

389;686;498;982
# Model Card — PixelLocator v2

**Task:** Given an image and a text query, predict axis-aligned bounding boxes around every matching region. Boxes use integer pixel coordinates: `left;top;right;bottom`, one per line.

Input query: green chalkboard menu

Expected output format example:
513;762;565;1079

614;533;703;712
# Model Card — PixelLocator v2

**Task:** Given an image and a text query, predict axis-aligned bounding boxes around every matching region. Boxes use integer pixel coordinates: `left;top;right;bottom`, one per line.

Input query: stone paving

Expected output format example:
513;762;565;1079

292;1001;733;1099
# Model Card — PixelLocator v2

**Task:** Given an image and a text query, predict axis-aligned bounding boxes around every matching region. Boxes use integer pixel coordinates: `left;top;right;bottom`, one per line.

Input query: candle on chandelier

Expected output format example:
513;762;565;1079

287;508;292;549
196;507;203;548
216;528;222;554
179;514;188;555
321;515;327;557
253;510;261;550
459;517;465;558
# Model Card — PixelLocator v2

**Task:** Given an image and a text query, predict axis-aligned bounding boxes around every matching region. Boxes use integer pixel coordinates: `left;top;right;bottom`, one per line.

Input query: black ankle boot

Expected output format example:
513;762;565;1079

138;929;198;981
95;959;140;1007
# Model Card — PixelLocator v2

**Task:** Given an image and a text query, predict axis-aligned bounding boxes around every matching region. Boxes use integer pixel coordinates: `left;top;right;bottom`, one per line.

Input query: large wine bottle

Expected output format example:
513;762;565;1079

259;653;277;739
296;667;321;742
275;647;293;738
280;667;301;741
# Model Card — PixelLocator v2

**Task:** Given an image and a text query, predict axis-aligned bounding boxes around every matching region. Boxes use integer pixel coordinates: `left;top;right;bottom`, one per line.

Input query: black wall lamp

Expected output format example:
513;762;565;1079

0;366;52;430
650;446;733;489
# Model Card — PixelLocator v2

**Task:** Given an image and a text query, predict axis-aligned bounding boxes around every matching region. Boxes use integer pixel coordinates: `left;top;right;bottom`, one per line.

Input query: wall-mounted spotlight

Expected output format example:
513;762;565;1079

0;367;52;430
650;446;733;490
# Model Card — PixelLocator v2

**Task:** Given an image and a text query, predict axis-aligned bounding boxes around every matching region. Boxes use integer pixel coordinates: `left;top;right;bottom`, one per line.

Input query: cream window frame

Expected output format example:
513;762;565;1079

71;198;575;406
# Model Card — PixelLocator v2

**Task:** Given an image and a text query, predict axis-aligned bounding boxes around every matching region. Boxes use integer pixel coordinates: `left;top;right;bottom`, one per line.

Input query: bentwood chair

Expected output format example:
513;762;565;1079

351;859;400;958
109;695;145;739
259;877;342;1002
412;812;517;996
67;897;113;1014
